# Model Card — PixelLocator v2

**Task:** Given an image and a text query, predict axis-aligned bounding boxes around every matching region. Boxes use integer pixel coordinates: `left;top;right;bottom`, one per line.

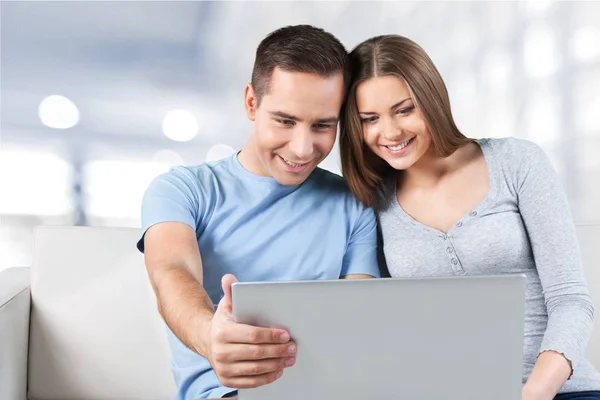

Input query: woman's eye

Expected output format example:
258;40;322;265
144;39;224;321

396;106;415;115
361;116;378;124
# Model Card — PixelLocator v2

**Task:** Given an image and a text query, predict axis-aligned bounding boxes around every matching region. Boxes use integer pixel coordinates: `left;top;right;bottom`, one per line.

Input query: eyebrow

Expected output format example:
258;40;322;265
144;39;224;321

358;97;412;115
269;111;338;124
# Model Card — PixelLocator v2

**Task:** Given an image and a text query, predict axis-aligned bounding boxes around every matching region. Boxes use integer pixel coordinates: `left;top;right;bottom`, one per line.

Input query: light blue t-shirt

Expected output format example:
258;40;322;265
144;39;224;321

137;153;380;399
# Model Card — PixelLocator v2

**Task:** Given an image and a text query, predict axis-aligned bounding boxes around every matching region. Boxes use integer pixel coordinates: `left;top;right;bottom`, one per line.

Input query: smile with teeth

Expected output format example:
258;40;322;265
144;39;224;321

385;137;414;151
280;155;309;167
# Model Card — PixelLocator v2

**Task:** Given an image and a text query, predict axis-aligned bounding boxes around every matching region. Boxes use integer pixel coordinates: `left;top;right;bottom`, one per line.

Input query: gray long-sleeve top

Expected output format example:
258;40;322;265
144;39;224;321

375;137;600;393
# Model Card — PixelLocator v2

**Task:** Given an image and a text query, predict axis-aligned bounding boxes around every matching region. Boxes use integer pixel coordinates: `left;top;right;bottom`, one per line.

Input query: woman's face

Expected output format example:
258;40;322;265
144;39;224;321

356;75;433;171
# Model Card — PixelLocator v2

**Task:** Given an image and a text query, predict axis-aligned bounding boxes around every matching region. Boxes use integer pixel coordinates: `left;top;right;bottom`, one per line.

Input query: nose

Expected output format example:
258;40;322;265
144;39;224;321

289;129;314;160
381;117;403;142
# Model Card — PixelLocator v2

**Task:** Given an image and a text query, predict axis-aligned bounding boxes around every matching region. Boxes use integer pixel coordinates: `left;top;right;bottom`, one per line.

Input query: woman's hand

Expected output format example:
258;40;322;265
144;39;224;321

522;350;573;400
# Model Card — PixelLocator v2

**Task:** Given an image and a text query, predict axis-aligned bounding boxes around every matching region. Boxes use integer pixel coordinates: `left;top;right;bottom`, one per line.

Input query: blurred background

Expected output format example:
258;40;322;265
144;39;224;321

1;1;599;272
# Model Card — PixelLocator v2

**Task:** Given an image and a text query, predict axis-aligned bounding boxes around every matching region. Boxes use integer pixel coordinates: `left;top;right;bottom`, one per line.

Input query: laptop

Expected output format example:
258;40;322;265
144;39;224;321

232;274;526;400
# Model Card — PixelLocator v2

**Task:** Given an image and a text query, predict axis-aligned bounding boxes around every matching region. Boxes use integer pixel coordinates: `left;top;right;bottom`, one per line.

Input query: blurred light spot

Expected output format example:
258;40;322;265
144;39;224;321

486;3;514;41
315;1;347;18
162;109;198;142
522;0;554;14
485;100;515;139
573;26;600;62
383;1;415;17
153;149;184;166
526;87;560;143
482;51;513;94
524;25;559;79
205;144;235;162
450;70;478;105
451;25;478;60
574;70;600;136
0;148;73;215
84;160;170;219
580;141;600;168
449;69;480;137
38;95;80;129
583;95;600;134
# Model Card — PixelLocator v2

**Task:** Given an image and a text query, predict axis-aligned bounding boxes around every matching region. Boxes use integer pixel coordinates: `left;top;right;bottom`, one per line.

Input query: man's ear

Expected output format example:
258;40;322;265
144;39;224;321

244;84;257;121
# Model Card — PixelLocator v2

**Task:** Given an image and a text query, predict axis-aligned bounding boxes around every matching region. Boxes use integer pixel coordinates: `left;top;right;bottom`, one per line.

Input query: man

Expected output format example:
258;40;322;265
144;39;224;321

137;25;379;399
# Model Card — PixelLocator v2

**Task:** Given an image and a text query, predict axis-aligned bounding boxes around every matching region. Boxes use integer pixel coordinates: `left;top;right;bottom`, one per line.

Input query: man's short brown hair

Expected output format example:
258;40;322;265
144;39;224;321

251;25;351;105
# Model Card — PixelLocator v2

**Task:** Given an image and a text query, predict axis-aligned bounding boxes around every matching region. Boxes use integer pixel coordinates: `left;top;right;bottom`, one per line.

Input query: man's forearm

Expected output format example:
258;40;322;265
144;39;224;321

151;264;215;357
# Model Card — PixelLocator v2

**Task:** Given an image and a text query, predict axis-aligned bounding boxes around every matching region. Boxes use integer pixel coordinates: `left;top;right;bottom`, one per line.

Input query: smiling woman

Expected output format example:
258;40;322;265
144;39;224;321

357;77;432;171
340;34;600;400
340;35;471;206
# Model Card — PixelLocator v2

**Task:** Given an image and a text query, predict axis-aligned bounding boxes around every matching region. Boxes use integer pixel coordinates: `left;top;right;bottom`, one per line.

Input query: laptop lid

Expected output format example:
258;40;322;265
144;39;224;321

232;274;526;400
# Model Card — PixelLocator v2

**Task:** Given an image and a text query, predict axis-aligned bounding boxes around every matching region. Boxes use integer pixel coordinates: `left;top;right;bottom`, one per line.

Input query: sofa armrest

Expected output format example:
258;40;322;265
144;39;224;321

0;267;31;400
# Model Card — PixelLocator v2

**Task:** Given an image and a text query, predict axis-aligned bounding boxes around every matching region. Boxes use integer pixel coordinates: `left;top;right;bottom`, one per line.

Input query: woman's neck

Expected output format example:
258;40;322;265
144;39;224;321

400;143;476;189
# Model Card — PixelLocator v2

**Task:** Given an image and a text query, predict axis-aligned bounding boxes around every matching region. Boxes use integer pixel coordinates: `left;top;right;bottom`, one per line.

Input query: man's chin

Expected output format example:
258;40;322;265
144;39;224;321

273;169;314;186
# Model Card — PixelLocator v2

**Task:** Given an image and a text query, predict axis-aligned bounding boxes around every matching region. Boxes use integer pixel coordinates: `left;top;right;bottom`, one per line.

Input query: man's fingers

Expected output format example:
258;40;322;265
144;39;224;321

220;357;295;378
213;342;297;363
222;323;291;345
220;369;285;389
218;274;238;313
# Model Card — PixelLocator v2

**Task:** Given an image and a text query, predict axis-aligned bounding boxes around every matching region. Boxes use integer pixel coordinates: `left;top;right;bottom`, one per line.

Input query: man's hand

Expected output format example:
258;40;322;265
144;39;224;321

206;274;297;389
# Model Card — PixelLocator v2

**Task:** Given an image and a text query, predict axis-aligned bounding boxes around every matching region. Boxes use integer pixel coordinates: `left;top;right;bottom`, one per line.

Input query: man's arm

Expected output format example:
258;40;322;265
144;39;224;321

139;166;298;391
339;204;381;279
143;221;296;389
143;221;215;356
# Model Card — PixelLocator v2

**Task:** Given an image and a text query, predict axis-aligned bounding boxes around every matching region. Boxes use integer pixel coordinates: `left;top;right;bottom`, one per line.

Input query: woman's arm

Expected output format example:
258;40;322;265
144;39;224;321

523;351;572;399
514;140;594;399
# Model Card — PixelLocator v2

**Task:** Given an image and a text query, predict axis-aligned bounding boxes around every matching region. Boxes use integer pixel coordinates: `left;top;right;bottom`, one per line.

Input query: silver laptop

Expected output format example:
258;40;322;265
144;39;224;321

232;274;526;400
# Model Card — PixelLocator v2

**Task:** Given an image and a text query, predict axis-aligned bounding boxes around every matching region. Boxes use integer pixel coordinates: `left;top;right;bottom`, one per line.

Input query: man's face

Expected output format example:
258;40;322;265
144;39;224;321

243;67;345;186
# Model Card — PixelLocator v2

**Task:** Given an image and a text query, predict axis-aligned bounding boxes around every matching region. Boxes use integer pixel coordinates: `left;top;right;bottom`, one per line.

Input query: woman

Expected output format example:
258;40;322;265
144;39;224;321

340;34;600;400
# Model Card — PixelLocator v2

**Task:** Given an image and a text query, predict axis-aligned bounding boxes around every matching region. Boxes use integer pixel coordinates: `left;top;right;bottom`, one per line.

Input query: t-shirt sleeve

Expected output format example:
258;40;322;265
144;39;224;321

513;139;593;373
136;167;201;253
340;205;381;278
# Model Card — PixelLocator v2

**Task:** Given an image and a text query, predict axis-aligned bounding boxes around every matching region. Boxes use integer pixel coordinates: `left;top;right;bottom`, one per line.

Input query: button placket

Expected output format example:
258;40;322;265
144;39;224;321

441;235;464;275
450;255;465;274
455;210;478;230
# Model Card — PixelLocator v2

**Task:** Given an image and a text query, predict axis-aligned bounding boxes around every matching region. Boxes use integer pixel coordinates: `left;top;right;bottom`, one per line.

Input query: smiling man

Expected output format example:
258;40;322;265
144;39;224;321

137;25;380;400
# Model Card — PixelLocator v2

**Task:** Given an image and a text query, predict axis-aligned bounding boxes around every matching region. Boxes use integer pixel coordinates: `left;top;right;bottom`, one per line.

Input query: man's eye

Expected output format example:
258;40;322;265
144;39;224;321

277;119;294;126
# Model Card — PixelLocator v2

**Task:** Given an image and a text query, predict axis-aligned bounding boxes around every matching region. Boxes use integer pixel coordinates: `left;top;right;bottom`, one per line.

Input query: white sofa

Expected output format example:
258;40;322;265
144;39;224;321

0;226;176;400
1;224;599;400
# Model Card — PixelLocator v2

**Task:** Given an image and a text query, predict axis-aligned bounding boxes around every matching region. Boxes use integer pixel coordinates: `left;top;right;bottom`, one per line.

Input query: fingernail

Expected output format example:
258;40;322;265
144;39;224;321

277;370;284;378
285;357;296;367
288;344;296;354
280;332;290;342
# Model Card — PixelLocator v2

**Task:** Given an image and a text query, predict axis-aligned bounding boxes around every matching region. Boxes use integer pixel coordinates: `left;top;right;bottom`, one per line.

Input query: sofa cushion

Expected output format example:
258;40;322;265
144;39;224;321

579;224;600;368
28;226;176;400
